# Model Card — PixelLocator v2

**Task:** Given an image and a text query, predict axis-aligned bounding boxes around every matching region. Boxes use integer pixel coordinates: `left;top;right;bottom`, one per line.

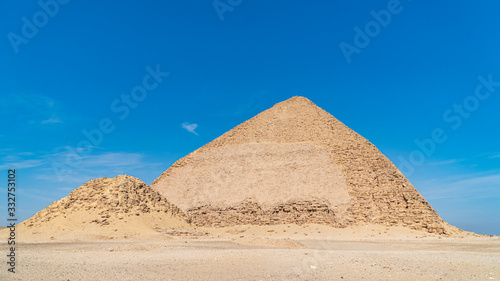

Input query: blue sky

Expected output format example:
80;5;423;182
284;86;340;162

1;1;499;235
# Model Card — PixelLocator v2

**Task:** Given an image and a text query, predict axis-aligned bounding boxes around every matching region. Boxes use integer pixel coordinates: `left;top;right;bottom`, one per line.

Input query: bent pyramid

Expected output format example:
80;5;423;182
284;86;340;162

152;97;447;233
20;175;189;240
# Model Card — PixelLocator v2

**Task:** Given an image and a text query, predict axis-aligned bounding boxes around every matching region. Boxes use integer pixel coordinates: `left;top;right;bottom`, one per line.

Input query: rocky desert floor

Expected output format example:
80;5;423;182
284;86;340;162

1;224;499;281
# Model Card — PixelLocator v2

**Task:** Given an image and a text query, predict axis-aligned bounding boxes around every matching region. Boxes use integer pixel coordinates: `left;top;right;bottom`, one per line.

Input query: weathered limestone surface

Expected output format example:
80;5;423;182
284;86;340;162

188;200;351;228
24;175;185;228
152;97;447;234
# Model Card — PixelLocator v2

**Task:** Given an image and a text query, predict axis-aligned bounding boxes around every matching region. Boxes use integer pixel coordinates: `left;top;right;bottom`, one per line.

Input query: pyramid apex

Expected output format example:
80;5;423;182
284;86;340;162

287;95;310;101
270;96;322;112
280;96;314;104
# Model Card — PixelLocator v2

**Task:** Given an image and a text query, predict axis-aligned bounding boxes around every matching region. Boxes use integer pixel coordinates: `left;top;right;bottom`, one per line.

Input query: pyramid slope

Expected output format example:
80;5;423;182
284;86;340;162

19;175;190;241
152;96;446;233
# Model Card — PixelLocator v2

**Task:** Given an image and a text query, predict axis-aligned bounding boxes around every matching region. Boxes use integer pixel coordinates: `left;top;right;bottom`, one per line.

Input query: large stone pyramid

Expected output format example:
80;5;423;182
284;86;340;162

151;97;446;233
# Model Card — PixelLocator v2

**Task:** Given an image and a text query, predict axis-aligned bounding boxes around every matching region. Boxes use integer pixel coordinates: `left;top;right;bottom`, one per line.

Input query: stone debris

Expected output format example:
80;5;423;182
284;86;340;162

153;227;206;237
23;175;185;229
188;199;350;228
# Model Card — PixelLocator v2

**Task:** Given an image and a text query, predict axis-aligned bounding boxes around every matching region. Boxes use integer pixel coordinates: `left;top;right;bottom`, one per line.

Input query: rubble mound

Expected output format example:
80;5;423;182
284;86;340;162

20;175;189;240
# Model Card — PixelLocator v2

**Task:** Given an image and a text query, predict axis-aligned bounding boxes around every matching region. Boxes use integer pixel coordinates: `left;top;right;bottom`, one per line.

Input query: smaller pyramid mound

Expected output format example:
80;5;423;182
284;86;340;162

19;175;190;241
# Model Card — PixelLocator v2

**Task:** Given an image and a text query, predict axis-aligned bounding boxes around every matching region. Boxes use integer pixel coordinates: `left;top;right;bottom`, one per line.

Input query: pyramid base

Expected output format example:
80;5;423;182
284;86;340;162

188;199;352;228
186;199;450;235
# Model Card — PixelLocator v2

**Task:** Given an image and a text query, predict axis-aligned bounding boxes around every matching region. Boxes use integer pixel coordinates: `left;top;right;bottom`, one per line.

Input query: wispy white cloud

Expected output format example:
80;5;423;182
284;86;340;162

0;149;161;182
0;159;44;170
17;188;60;202
0;93;64;125
40;117;63;124
76;152;159;168
420;172;500;200
182;122;199;135
0;151;38;167
0;148;15;154
427;159;464;166
36;173;94;184
477;152;500;159
37;151;162;183
1;155;19;161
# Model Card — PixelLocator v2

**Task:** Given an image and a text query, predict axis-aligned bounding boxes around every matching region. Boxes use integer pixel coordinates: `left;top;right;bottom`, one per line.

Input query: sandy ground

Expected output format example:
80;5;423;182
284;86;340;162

1;224;499;280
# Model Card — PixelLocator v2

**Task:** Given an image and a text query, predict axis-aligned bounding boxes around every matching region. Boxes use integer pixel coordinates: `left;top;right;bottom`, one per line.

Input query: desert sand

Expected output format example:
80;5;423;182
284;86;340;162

2;97;498;280
1;224;499;280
